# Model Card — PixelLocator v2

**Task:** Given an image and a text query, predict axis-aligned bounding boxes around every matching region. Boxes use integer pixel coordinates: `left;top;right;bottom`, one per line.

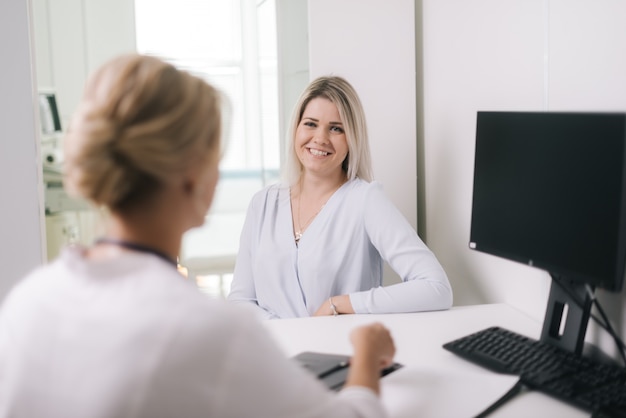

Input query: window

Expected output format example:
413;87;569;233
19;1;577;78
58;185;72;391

134;0;281;297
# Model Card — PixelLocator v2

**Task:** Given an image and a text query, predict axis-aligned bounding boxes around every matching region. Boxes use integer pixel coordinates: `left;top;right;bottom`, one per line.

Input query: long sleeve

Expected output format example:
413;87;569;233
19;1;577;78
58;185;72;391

0;247;387;418
348;183;453;314
157;306;387;418
217;311;386;418
228;190;281;319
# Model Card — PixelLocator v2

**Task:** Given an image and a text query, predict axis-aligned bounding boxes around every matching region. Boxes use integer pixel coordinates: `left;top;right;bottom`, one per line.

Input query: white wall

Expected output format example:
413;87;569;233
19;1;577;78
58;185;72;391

0;0;45;300
422;0;550;316
421;0;626;347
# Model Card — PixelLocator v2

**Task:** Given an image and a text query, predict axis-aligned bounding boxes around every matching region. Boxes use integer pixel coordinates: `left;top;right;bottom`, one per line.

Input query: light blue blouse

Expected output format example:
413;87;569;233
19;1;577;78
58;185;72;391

228;178;453;319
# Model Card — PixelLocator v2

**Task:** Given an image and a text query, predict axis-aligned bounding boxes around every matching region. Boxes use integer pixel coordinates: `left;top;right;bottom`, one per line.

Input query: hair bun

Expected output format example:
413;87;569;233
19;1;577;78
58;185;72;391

63;54;223;211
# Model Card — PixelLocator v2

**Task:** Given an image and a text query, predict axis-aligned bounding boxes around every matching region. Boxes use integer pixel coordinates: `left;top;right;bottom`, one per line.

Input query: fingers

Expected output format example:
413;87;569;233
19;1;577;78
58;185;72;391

344;323;396;393
350;322;396;369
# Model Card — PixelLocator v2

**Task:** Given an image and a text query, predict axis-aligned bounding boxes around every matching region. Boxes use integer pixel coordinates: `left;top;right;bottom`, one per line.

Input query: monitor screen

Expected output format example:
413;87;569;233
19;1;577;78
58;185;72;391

470;111;626;292
38;91;62;134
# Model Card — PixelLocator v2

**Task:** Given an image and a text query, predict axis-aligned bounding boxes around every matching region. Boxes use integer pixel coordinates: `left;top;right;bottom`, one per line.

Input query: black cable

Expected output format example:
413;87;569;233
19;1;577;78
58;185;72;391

551;277;626;365
589;293;626;366
580;283;626;364
473;379;526;418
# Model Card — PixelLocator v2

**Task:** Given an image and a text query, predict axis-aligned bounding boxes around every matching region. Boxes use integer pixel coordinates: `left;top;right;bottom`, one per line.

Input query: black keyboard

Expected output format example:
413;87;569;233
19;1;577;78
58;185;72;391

443;326;626;414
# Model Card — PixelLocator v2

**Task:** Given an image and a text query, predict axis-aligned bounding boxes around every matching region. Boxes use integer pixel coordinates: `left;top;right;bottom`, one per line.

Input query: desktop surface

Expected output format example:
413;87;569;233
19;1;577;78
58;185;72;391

263;304;589;418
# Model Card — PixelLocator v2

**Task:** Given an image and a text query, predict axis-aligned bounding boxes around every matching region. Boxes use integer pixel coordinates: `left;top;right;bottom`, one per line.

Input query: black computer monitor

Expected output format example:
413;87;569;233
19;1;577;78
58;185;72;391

38;91;62;134
470;111;626;354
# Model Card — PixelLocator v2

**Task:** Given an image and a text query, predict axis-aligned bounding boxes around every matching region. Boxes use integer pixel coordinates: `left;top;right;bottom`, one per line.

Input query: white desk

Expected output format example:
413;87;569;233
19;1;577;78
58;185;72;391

263;304;589;418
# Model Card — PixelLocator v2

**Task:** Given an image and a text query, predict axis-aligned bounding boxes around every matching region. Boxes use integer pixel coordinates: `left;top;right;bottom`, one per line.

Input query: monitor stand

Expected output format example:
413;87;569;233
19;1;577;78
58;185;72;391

540;274;593;355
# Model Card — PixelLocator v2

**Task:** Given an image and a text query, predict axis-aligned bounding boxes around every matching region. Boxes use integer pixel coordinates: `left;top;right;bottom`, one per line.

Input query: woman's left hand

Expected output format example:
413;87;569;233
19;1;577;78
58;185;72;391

313;294;355;316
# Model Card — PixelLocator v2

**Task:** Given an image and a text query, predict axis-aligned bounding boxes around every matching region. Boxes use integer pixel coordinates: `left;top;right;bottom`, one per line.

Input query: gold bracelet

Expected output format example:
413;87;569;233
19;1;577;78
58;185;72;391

329;297;338;316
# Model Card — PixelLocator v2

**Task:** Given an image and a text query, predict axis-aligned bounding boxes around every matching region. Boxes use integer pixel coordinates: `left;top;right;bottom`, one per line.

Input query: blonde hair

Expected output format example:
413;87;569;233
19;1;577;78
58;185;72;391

283;76;373;185
63;54;223;211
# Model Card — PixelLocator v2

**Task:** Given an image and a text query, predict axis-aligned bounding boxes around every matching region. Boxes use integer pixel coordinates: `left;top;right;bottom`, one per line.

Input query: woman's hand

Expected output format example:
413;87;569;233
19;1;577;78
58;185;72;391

313;294;355;316
345;323;396;394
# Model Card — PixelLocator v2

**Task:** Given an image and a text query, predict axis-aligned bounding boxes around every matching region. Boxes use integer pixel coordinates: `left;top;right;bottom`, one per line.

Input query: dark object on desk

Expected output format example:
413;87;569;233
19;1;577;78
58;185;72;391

443;326;626;415
292;351;403;391
592;404;626;418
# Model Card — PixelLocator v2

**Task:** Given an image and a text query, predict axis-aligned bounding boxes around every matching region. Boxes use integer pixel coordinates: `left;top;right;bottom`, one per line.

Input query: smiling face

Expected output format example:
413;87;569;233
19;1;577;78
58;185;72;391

295;97;349;180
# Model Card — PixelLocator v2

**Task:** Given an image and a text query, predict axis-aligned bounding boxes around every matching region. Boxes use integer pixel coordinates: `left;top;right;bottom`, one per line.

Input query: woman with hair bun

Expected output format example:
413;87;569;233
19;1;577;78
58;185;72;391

0;55;395;418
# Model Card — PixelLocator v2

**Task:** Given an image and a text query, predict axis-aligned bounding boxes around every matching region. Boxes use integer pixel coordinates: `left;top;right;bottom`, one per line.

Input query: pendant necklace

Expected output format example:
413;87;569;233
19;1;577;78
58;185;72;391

295;195;326;244
94;237;178;268
294;179;346;244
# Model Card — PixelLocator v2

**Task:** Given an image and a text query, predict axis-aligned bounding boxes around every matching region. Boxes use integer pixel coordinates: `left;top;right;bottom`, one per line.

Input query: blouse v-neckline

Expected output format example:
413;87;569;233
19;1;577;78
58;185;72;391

288;180;350;247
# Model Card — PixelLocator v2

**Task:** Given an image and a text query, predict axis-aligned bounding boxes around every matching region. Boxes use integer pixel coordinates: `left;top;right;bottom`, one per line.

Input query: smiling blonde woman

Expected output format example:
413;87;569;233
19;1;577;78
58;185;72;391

228;76;453;319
